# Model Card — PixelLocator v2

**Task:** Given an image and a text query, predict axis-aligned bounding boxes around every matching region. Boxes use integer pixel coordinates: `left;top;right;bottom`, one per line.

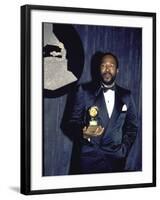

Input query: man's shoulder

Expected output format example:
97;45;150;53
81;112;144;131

116;84;131;94
116;84;131;96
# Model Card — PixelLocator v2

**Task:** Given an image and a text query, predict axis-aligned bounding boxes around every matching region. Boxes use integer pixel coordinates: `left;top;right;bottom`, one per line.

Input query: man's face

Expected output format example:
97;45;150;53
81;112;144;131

100;55;118;85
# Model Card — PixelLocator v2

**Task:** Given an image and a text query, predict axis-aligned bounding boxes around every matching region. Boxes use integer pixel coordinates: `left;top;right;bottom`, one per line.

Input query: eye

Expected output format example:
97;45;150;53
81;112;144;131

100;64;105;69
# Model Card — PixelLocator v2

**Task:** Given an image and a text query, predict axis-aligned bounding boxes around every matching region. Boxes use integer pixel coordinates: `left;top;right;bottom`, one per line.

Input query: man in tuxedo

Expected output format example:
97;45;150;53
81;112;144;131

67;52;138;174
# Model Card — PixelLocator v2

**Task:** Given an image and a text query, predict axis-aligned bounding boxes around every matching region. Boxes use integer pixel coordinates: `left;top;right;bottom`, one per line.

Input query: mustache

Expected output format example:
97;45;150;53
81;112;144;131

102;72;112;76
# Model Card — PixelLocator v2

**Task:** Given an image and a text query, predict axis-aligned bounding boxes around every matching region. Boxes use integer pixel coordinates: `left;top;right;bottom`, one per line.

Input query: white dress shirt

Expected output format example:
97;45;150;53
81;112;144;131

103;89;115;118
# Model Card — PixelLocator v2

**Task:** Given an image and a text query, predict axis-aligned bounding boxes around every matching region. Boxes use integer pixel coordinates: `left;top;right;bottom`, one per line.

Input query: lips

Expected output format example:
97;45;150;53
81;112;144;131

103;72;112;79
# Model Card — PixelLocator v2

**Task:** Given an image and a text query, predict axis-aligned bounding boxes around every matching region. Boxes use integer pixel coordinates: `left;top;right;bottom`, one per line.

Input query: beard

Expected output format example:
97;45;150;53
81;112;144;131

101;72;116;85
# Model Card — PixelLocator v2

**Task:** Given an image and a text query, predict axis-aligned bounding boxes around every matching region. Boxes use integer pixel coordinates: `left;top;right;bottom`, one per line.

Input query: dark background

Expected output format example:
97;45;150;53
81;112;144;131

43;24;142;176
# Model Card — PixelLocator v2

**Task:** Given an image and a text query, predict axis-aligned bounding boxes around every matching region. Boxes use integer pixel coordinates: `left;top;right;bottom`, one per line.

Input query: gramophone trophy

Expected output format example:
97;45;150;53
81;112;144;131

83;106;103;139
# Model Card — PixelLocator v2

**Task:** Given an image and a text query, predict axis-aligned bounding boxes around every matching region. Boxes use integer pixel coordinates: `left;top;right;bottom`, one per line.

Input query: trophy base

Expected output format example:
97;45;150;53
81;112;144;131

83;125;103;139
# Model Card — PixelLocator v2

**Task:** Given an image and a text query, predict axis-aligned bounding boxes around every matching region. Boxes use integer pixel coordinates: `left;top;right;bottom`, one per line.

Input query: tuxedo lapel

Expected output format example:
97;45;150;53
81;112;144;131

94;90;109;130
105;92;122;134
103;85;130;137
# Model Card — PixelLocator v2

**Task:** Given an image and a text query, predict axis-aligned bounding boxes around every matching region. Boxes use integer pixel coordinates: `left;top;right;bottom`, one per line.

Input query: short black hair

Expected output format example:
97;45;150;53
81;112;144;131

101;52;119;68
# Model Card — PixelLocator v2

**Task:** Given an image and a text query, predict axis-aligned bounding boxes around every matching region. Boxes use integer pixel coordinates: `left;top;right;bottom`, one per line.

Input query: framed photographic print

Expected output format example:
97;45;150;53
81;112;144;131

21;4;156;195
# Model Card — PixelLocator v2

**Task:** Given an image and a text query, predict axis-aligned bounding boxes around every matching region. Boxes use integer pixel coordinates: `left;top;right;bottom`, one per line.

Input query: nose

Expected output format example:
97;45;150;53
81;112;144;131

102;66;110;73
106;67;110;72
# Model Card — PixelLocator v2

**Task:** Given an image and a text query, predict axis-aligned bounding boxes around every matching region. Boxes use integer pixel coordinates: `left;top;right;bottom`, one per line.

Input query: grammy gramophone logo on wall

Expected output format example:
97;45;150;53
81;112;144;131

83;106;103;139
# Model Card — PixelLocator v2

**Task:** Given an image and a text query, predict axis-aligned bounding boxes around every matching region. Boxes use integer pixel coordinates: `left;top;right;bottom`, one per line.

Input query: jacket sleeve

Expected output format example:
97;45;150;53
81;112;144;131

114;94;138;159
122;94;138;156
66;85;85;139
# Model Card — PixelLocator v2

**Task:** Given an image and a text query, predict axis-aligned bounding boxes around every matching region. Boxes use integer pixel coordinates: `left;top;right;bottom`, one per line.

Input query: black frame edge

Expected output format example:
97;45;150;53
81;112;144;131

20;5;31;195
152;13;156;187
24;183;155;195
22;4;156;17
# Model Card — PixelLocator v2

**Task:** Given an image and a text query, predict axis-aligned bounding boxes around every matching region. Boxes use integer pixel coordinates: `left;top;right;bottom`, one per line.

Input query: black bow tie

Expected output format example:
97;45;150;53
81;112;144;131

102;85;115;92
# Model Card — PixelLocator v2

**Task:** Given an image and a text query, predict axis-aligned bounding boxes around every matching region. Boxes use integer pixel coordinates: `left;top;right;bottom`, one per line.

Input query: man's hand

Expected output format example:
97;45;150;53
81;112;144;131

83;125;104;138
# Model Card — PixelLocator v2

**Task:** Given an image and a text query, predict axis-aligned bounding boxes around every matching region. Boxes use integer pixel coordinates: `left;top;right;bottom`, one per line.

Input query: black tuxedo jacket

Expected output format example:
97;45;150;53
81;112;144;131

67;82;138;174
